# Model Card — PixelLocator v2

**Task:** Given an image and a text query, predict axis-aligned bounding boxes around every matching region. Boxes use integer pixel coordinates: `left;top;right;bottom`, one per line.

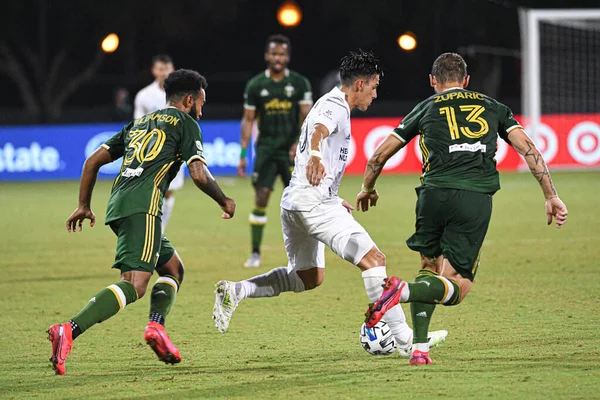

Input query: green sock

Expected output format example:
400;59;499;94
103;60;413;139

406;269;461;305
410;273;437;343
249;208;267;254
149;275;180;326
71;281;138;336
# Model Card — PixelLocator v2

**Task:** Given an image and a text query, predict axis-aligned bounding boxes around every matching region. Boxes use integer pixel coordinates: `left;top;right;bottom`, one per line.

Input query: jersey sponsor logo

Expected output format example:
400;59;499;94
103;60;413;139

339;146;349;161
284;84;295;98
448;141;487;153
264;98;293;113
122;166;144;177
260;89;269;97
434;91;484;103
0;142;61;173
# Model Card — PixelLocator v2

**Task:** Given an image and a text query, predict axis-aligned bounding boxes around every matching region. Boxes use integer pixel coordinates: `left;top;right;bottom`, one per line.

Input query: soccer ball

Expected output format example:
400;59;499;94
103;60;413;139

359;320;396;356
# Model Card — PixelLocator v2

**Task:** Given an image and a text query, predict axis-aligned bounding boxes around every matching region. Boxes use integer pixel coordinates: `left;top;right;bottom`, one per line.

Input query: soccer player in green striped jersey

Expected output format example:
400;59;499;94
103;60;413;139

238;34;313;268
47;69;236;375
360;53;568;365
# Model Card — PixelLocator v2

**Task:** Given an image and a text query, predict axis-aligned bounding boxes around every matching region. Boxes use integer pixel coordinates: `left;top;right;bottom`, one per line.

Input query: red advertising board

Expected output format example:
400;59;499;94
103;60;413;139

346;114;600;174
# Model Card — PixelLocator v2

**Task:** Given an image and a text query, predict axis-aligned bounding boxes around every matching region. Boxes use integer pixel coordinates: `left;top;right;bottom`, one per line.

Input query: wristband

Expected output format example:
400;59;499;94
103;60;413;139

361;185;376;193
240;148;248;158
309;150;322;159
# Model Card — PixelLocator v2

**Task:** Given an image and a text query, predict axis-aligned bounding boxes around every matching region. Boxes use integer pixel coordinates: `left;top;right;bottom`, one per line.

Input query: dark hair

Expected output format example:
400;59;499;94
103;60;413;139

152;54;173;66
431;53;467;84
264;34;292;55
164;69;208;103
339;49;383;86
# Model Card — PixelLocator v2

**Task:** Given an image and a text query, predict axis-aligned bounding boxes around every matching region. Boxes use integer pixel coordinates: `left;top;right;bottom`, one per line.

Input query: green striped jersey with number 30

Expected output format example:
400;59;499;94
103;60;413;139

101;107;206;223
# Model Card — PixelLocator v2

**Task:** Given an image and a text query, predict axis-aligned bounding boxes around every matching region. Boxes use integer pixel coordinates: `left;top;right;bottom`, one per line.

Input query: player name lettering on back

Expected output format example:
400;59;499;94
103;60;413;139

434;91;484;103
134;112;181;127
339;147;348;161
449;142;486;153
122;167;144;177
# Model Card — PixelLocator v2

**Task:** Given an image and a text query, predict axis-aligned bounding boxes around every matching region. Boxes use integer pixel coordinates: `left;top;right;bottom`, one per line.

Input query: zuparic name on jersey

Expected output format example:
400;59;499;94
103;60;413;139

434;91;484;103
134;112;181;127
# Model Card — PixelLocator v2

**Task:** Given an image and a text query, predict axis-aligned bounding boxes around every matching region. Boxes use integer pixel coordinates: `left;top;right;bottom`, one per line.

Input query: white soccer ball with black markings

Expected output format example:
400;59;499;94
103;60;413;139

359;320;396;356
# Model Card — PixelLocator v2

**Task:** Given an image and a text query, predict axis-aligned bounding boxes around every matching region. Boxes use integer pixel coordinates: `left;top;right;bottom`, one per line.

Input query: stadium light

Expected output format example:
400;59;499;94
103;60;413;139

277;2;302;27
101;33;119;53
398;32;417;52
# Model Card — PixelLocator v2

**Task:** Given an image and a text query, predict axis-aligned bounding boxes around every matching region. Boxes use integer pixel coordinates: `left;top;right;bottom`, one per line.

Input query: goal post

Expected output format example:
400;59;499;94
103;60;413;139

519;9;600;168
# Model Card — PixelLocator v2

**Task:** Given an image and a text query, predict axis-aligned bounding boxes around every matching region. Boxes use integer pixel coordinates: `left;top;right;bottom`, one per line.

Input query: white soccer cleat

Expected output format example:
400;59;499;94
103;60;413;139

396;330;448;357
396;340;412;357
243;253;261;268
213;280;240;334
428;330;448;348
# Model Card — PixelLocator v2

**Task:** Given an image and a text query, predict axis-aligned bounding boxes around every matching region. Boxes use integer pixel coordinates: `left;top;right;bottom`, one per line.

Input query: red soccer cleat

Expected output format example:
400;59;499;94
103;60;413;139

47;323;73;375
364;277;405;328
409;350;433;365
144;322;181;364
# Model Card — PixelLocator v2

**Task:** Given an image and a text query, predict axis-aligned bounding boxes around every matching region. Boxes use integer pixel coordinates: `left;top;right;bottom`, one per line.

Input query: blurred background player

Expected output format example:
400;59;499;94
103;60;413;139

216;50;446;355
134;54;183;233
47;69;236;375
360;53;568;365
238;34;313;268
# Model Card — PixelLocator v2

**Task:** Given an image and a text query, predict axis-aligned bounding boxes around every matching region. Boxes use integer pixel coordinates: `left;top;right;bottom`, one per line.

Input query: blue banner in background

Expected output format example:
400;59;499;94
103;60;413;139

0;121;252;181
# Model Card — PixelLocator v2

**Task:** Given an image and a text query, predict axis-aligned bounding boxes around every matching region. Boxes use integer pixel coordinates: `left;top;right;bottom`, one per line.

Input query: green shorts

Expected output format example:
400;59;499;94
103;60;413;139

406;186;492;281
252;147;293;189
109;213;175;273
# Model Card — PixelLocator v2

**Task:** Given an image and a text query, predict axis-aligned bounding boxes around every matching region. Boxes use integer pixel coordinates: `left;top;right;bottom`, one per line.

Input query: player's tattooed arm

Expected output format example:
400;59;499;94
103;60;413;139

357;135;406;212
508;128;568;228
363;135;406;189
508;128;557;199
189;160;236;218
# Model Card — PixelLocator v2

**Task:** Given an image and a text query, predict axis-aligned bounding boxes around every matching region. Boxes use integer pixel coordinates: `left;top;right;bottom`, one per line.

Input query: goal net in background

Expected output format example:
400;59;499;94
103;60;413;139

519;9;600;169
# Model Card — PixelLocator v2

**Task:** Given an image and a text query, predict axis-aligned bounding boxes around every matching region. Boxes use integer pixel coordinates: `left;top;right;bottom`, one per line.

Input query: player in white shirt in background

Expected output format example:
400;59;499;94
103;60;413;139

213;50;447;355
134;55;183;233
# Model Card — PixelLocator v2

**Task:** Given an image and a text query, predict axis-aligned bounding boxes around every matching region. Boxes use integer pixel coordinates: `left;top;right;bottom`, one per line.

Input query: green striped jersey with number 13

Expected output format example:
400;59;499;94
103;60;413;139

393;87;523;193
101;107;206;224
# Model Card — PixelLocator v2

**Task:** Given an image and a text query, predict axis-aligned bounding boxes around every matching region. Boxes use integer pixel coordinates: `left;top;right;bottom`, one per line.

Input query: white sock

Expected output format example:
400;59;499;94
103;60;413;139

413;342;429;353
235;267;305;300
362;266;412;344
161;196;176;234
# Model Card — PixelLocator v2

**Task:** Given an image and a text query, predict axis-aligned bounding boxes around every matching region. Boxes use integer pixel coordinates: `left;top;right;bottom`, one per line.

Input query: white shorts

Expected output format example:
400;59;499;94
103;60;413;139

281;201;376;273
168;166;185;191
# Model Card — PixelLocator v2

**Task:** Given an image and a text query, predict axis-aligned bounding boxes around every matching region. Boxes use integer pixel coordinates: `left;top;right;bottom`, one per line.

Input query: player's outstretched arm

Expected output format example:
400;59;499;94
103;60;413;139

188;160;236;219
356;135;406;212
508;128;568;228
66;147;113;232
238;108;256;177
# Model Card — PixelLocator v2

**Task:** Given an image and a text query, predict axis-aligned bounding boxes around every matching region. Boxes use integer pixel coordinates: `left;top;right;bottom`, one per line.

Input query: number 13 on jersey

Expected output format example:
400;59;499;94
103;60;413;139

440;105;489;140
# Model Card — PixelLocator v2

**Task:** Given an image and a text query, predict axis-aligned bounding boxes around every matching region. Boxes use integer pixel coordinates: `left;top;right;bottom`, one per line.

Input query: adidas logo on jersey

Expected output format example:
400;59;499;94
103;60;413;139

260;89;269;97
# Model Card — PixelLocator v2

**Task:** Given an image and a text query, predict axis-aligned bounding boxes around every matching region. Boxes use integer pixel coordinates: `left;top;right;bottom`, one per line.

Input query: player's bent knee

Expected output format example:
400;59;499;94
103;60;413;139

345;236;380;268
297;269;323;291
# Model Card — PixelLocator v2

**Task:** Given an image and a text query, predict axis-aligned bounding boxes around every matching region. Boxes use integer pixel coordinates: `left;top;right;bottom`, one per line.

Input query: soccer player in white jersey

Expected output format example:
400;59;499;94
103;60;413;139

213;50;447;355
134;54;183;233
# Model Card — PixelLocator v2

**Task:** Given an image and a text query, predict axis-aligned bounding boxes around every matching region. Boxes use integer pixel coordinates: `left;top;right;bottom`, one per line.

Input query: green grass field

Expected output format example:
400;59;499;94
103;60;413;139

1;172;599;399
